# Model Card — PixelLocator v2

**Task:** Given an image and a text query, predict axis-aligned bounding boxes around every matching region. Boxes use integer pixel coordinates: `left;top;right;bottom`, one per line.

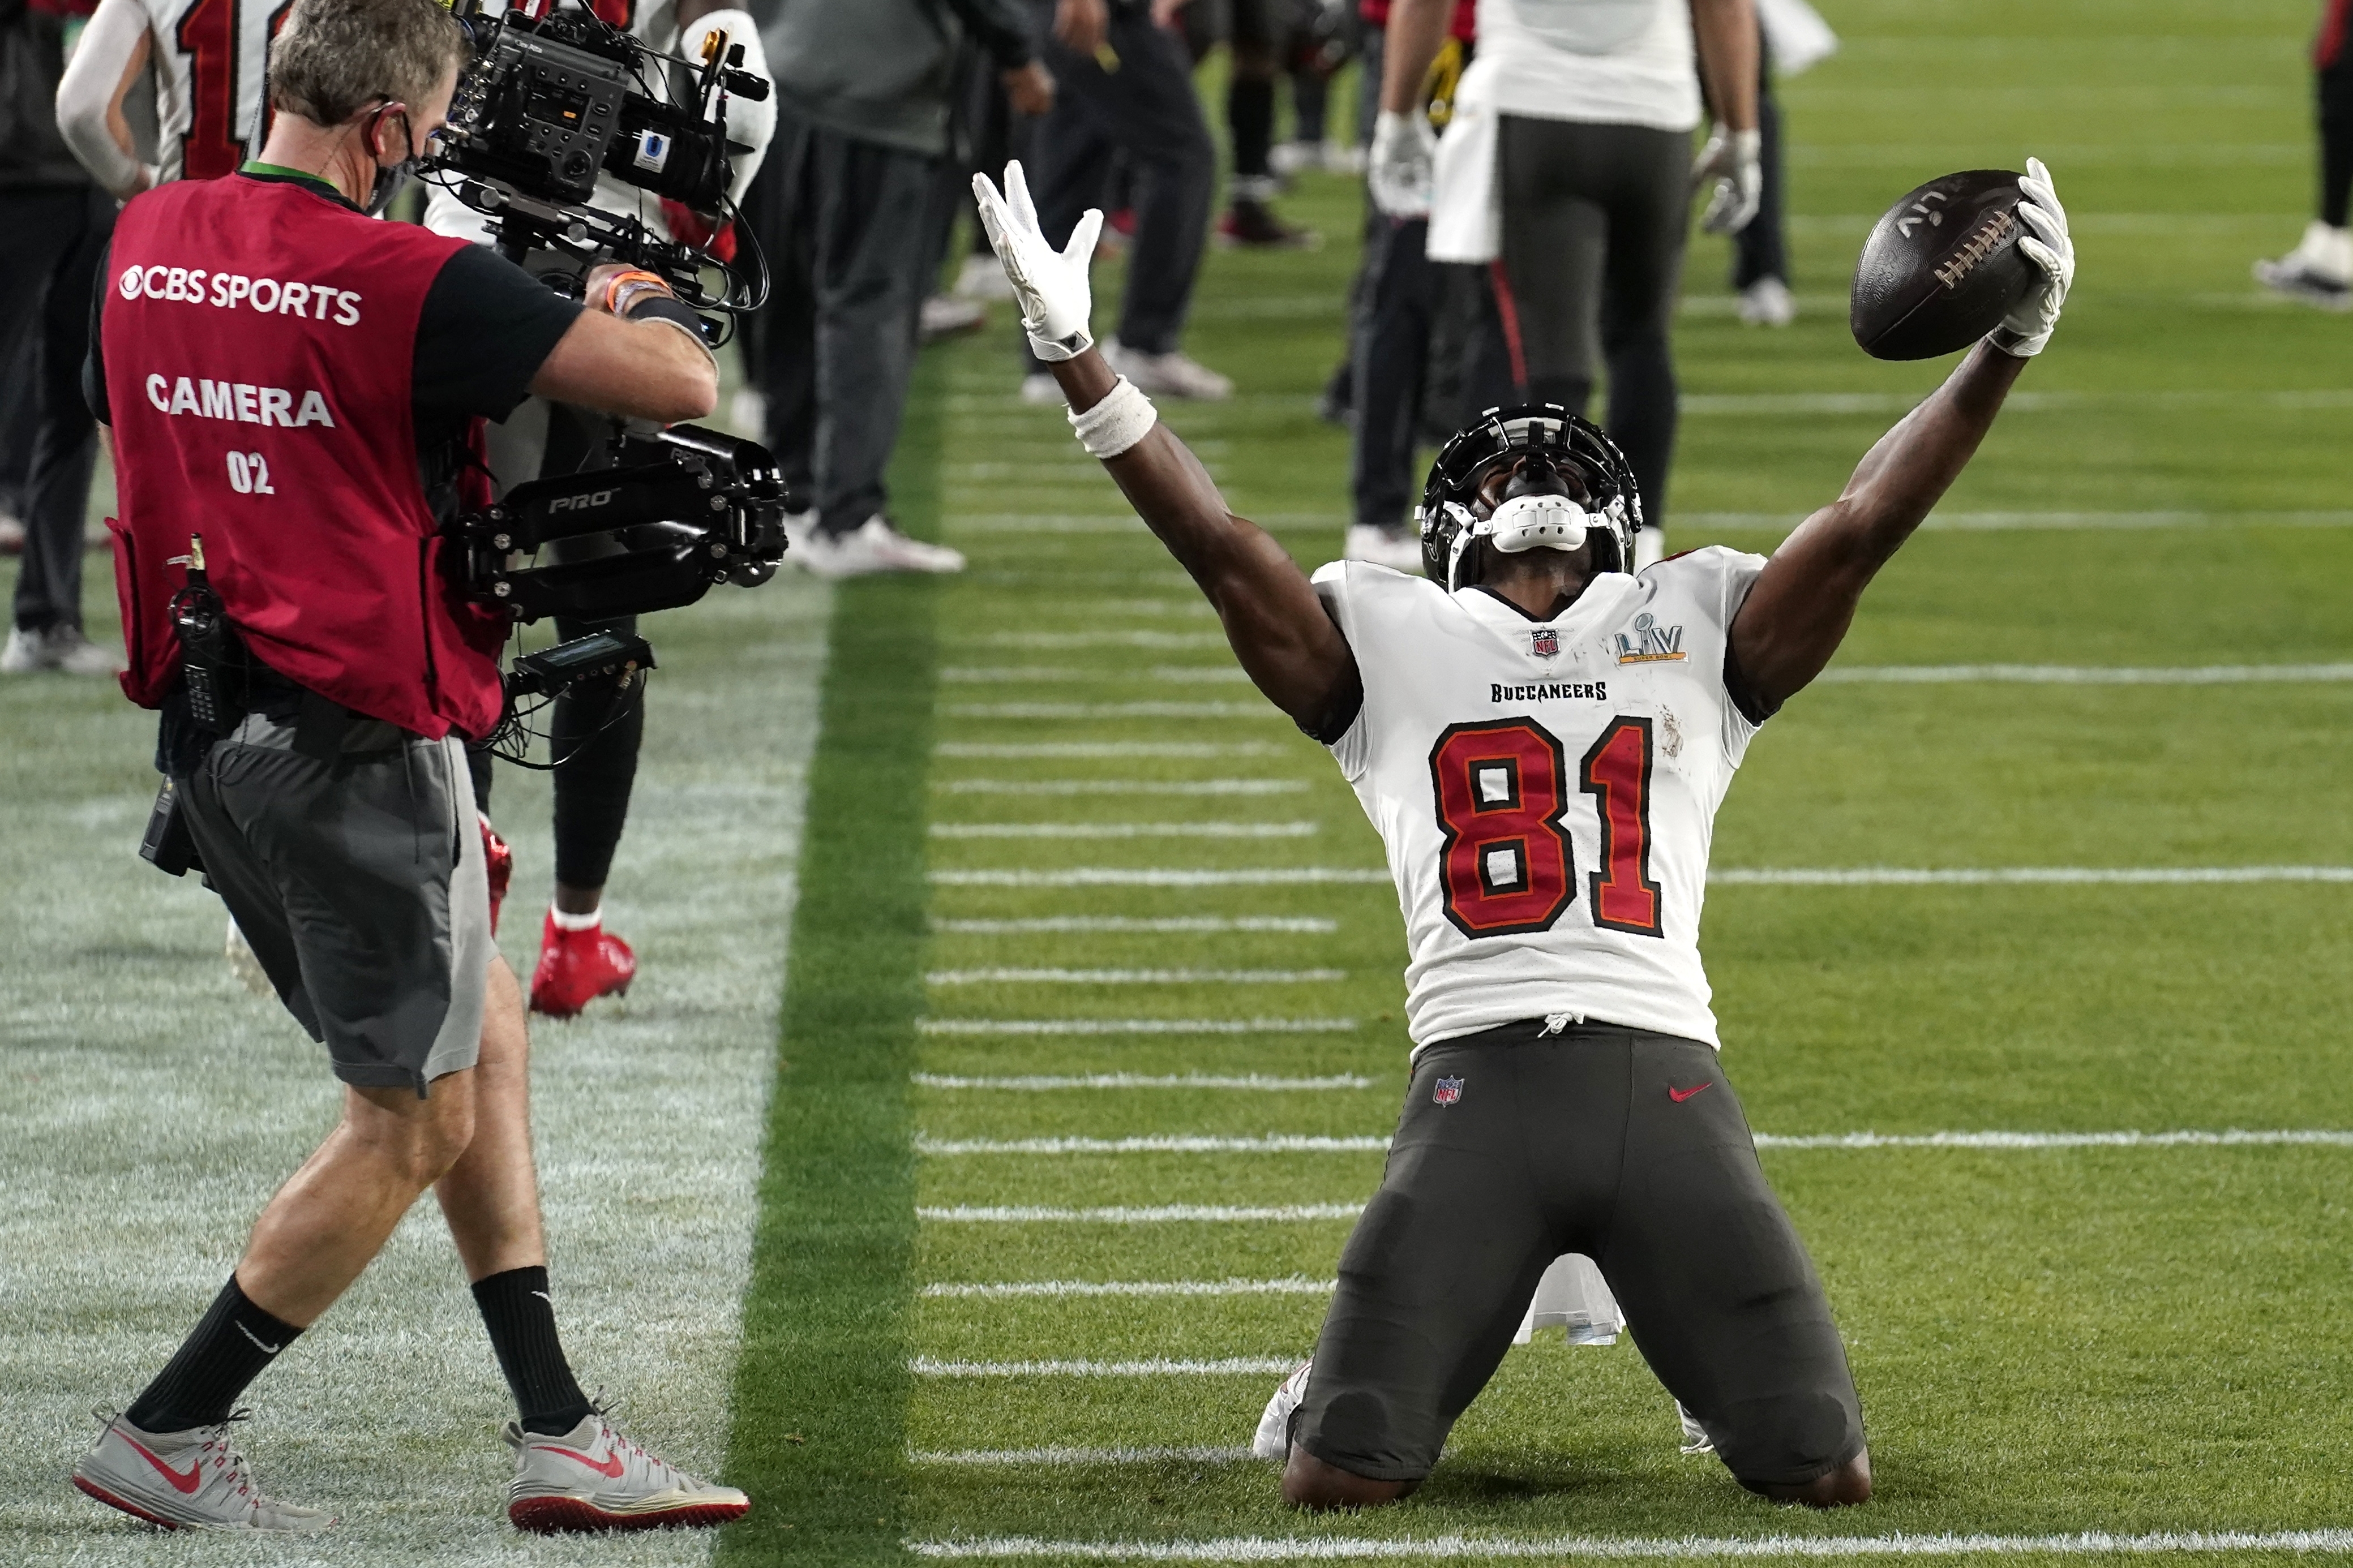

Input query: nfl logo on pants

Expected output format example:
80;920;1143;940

1433;1076;1464;1106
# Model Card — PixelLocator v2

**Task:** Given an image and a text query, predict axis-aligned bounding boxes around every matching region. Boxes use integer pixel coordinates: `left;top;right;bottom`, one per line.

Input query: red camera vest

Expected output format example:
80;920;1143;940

104;173;509;740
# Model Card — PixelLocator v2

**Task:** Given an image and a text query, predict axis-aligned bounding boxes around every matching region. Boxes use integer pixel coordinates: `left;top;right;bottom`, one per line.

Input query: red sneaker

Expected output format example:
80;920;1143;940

529;912;636;1017
481;815;513;936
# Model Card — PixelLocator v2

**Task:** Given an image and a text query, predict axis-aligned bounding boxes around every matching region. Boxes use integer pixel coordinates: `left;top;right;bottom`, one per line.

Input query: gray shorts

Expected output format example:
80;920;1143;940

179;711;491;1096
1295;1019;1865;1490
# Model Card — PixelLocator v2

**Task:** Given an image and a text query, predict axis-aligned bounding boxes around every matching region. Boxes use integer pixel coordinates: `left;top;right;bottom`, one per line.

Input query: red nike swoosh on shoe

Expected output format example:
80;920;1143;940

122;1436;204;1494
534;1445;626;1479
1668;1082;1712;1103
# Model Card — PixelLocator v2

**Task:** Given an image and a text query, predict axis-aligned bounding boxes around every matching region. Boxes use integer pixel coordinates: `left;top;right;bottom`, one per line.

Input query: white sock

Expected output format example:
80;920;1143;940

550;904;601;933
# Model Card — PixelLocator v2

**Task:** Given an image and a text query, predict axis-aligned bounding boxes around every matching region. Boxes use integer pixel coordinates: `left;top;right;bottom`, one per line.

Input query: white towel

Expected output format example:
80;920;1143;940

1513;1253;1625;1346
1427;54;1503;265
1758;0;1839;76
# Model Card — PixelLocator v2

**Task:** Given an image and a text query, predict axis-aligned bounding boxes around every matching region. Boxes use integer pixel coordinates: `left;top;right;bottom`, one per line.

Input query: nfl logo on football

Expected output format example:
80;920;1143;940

1529;628;1559;658
1433;1076;1464;1106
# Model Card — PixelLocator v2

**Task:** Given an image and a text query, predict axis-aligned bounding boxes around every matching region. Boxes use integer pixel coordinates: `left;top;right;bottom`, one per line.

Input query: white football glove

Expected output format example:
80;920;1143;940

1694;123;1762;235
971;161;1100;362
1988;156;2073;358
1369;109;1437;218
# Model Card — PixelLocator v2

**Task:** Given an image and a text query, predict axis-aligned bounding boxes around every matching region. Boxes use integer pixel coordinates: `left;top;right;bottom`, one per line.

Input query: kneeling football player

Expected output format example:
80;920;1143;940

974;158;2073;1507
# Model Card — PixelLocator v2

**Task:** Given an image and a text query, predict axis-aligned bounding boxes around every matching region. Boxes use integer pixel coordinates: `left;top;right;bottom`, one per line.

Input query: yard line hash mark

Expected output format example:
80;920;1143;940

923;969;1345;986
910;1073;1373;1090
918;1278;1335;1298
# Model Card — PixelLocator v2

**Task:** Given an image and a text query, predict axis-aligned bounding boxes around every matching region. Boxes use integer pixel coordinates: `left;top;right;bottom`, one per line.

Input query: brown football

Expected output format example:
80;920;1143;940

1850;169;2038;360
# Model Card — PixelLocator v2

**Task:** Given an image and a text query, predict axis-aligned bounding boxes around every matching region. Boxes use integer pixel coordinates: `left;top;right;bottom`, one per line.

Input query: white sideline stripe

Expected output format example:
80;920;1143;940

931;868;1390;887
911;1446;1258;1467
929;822;1318;839
906;1528;2353;1560
1715;866;2353;886
910;1072;1373;1090
944;703;1279;720
911;1357;1298;1378
920;1204;1366;1223
969;632;1229;649
1756;1129;2353;1150
924;968;1346;985
916;1017;1357;1036
939;780;1308;796
935;742;1277;758
918;1134;1388;1155
932;917;1337;933
920;1278;1334;1298
1688;509;2353;532
1820;663;2353;685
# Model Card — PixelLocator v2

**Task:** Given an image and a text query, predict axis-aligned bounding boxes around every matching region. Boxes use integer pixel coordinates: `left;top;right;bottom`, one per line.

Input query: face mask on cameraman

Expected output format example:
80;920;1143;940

362;100;428;217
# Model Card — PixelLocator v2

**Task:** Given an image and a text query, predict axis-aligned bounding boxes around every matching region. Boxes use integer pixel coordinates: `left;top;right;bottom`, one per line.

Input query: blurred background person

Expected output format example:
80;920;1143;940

749;0;1047;575
2255;0;2353;308
1270;0;1360;177
1;0;118;676
1182;0;1318;248
1726;0;1835;327
1379;0;1760;560
1021;0;1229;402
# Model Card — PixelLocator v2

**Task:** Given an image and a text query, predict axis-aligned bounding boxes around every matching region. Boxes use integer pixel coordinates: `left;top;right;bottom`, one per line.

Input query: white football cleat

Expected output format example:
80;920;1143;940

504;1410;749;1533
792;516;966;578
1105;343;1232;401
1251;1359;1313;1462
73;1409;336;1532
1737;276;1797;328
1;623;123;676
2253;221;2352;311
1676;1400;1716;1455
1343;524;1424;573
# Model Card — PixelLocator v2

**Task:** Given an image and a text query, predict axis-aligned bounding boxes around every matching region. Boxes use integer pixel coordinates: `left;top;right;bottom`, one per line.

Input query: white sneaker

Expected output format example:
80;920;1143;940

1344;523;1425;573
1737;276;1797;328
1020;372;1065;407
225;918;273;996
1;623;123;676
1106;344;1232;401
2254;221;2353;311
73;1409;336;1532
1675;1400;1716;1455
503;1410;748;1533
920;294;988;343
955;252;1017;302
793;516;966;578
1251;1359;1313;1461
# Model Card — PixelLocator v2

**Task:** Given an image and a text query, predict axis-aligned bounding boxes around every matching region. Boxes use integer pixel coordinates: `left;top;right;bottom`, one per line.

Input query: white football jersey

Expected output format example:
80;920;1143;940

135;0;284;184
1313;548;1769;1052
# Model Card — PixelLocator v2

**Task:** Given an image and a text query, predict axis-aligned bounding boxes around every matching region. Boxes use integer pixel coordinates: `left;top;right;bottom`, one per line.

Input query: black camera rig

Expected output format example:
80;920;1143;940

448;424;790;625
425;0;769;328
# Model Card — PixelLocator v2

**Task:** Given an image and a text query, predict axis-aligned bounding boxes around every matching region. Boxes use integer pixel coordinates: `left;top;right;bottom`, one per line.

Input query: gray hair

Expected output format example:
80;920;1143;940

269;0;464;127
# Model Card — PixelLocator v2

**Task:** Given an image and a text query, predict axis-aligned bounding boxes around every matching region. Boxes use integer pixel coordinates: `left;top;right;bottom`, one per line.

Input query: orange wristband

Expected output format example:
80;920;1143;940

601;268;670;315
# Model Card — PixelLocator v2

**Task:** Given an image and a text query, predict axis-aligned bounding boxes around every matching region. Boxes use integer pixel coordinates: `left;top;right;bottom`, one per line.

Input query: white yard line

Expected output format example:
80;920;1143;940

1819;664;2353;685
906;1528;2353;1560
967;632;1229;649
1685;509;2353;532
916;1017;1358;1036
931;869;1390;887
942;703;1281;720
935;742;1277;758
1683;389;2353;416
917;1135;1387;1155
930;822;1319;839
919;1204;1367;1223
919;1278;1334;1298
910;1445;1259;1466
910;1073;1372;1090
924;969;1346;986
1714;866;2353;886
938;780;1308;796
911;1357;1298;1378
940;667;1255;685
932;917;1336;934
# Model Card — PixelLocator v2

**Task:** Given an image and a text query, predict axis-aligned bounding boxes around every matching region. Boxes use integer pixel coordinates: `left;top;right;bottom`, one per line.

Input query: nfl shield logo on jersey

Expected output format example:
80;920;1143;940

1529;628;1559;658
1433;1076;1465;1106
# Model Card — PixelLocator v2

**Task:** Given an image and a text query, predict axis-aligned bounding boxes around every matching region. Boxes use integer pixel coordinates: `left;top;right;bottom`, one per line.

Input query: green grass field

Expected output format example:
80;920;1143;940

10;1;2353;1563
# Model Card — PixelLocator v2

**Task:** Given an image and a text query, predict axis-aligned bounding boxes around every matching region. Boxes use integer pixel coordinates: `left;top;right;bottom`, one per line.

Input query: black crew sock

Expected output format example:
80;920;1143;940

472;1266;594;1436
1229;76;1276;181
125;1274;302;1432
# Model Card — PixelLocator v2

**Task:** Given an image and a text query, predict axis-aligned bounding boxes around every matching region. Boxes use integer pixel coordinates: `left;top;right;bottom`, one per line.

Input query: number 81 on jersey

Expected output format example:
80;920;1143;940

1428;716;1663;940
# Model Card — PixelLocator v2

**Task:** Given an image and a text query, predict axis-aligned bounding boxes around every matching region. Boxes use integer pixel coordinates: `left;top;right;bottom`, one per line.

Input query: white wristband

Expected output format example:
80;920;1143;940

1067;376;1158;459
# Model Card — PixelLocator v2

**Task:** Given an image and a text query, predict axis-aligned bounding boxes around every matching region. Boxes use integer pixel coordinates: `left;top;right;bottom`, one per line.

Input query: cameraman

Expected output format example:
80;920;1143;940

71;0;746;1533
